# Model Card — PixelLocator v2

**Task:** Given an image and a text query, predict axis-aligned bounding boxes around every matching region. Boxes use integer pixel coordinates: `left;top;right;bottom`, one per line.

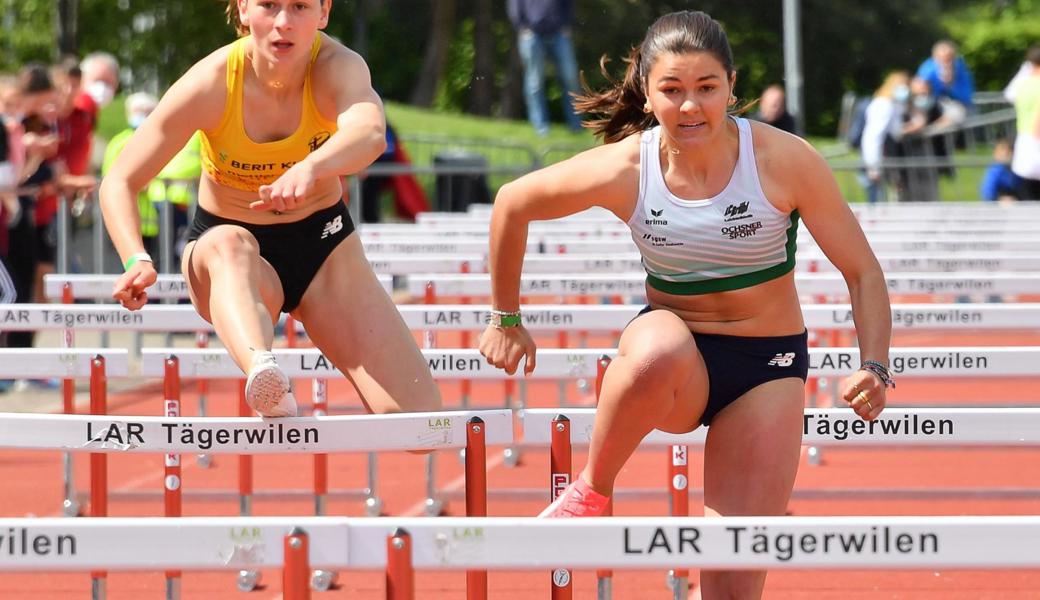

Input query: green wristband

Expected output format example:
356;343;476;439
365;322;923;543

487;310;522;328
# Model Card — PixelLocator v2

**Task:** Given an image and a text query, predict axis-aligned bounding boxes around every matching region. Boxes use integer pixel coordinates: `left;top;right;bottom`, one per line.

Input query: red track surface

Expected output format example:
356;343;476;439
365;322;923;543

1;326;1039;598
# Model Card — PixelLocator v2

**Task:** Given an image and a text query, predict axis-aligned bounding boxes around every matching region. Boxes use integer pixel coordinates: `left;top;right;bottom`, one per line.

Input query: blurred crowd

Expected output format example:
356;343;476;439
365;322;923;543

0;53;200;393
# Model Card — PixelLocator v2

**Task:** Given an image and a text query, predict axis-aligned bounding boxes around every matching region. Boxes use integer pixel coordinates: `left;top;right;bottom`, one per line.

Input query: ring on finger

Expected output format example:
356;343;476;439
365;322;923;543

865;400;874;412
855;390;868;405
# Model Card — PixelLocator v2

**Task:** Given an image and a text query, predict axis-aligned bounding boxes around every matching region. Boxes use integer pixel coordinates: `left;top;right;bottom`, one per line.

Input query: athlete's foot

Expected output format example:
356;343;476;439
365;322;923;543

538;476;609;518
244;351;298;417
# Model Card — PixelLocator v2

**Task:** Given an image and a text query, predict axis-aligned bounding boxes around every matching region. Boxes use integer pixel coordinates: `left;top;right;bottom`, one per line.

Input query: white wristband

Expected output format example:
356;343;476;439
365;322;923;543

124;252;153;271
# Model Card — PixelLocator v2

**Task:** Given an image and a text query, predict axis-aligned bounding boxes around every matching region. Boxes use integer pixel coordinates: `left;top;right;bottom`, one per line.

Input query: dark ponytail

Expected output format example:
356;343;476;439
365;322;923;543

573;46;657;144
574;11;736;144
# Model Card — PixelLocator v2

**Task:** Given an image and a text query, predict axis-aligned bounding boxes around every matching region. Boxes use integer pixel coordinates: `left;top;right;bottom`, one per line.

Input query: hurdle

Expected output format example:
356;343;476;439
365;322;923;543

44;273;393;301
0;408;511;599
0;349;129;517
407;273;1040;300
1;515;1039;599
8;300;1038;335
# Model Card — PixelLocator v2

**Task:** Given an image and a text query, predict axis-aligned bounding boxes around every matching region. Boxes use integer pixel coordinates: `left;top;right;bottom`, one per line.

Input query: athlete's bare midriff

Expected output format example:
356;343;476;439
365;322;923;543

196;173;344;224
646;270;806;337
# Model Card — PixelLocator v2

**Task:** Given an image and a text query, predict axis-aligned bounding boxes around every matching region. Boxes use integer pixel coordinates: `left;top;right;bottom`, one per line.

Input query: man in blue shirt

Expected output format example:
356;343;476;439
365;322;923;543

508;0;583;136
916;40;975;116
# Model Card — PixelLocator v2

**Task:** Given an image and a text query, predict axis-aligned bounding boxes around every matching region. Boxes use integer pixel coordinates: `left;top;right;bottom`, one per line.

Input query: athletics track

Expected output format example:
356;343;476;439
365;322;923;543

0;324;1038;598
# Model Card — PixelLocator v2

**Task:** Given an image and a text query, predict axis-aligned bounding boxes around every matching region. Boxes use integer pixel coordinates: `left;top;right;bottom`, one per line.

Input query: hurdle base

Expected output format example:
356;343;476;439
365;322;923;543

438;486;1040;503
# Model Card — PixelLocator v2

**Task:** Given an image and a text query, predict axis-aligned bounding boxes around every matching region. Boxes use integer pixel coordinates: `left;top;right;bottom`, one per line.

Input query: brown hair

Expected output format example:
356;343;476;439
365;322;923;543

226;0;248;37
226;0;325;37
574;11;736;144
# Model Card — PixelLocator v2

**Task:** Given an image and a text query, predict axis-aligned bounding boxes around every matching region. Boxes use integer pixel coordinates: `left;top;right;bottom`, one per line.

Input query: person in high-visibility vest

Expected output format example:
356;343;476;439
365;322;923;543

102;92;200;270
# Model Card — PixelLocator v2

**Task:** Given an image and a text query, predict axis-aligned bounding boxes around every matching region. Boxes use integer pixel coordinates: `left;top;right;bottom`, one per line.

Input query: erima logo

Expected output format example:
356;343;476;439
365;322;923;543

767;352;795;367
644;207;668;226
321;215;343;239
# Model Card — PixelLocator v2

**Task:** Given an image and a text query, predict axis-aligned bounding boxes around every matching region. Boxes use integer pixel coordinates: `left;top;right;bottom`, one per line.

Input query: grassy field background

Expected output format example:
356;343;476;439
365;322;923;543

98;98;990;205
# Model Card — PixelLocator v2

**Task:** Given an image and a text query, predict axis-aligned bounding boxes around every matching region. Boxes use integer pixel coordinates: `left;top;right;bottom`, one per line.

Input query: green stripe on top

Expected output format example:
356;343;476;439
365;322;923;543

646;211;801;295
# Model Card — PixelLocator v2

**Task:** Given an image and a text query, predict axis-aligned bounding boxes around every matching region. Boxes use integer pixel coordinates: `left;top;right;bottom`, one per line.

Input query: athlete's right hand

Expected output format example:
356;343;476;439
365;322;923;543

111;261;157;311
479;324;537;376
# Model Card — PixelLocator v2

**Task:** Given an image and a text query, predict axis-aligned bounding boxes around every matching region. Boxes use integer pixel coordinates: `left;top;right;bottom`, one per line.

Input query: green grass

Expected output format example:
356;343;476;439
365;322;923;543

99;97;991;203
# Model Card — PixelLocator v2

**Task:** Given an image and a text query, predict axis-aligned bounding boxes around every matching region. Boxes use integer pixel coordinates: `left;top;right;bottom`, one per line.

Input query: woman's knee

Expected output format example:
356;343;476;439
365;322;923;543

193;226;260;270
615;311;699;391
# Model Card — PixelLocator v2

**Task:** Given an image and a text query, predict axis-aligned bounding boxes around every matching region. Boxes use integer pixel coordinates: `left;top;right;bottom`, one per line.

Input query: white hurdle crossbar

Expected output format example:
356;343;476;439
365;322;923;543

0;409;513;454
142;347;1040;379
0;515;1039;572
411;273;1040;298
522;408;1040;447
0;349;129;378
43;273;393;301
5;303;1038;333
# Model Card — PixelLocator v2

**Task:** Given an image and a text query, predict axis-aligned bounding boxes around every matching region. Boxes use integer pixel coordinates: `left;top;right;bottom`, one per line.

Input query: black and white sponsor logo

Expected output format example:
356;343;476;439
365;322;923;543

84;421;321;450
723;201;754;222
767;352;796;367
642;232;684;247
644;207;668;227
622;525;939;561
0;528;78;556
720;221;762;239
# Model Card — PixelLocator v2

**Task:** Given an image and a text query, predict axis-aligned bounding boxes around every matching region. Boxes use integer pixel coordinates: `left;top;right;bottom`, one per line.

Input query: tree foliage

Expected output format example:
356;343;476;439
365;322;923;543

1;0;1028;136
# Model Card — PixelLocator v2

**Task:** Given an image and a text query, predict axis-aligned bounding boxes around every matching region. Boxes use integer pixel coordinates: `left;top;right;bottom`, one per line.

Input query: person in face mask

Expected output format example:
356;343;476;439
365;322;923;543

102;93;161;262
57;52;119;178
859;71;910;202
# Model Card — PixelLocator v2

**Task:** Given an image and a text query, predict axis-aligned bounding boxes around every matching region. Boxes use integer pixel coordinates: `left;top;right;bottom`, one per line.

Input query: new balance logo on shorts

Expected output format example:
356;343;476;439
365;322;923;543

768;352;796;367
321;215;343;239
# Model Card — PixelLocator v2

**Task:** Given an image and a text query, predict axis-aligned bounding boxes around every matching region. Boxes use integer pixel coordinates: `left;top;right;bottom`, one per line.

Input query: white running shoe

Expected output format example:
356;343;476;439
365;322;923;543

244;352;298;417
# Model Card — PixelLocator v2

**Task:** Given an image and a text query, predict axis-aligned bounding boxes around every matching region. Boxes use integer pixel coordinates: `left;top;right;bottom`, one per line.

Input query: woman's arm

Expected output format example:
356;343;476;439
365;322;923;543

100;51;226;308
479;139;639;375
252;41;386;212
779;136;892;417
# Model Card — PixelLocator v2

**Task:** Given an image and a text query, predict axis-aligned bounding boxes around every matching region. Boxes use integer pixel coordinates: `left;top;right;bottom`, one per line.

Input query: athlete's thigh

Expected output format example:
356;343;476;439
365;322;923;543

615;309;708;434
702;377;805;516
294;234;440;413
181;227;284;323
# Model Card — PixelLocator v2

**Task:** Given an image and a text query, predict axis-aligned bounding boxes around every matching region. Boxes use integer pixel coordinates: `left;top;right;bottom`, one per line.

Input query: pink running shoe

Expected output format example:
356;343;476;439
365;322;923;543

538;477;609;518
244;352;298;417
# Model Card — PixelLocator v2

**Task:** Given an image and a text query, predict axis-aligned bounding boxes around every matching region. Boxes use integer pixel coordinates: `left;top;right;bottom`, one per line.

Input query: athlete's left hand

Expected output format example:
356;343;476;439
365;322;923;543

251;161;317;212
841;369;887;421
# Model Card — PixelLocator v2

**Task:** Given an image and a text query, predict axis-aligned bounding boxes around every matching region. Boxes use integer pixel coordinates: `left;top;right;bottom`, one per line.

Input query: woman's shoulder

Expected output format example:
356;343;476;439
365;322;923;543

746;119;825;198
171;41;236;101
313;33;367;75
746;119;814;161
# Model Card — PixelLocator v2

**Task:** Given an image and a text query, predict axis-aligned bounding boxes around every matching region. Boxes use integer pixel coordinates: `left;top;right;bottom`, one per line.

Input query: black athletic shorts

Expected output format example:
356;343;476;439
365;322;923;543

636;306;809;426
187;201;355;313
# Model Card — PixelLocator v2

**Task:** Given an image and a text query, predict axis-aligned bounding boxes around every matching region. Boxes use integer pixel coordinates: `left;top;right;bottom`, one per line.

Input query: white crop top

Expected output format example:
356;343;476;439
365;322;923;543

627;118;800;295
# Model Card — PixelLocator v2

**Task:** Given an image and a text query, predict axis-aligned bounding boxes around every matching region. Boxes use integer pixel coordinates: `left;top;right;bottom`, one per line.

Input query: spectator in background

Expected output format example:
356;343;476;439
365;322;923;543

64;52;118;178
752;84;796;134
358;122;429;223
1010;45;1040;200
1005;60;1032;104
860;71;909;203
508;0;583;136
898;76;949;202
916;40;973;124
980;139;1020;203
103;92;202;270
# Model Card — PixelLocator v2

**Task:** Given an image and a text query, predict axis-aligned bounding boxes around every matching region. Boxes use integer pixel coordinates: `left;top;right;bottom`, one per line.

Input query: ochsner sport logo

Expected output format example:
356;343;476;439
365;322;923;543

721;221;762;239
